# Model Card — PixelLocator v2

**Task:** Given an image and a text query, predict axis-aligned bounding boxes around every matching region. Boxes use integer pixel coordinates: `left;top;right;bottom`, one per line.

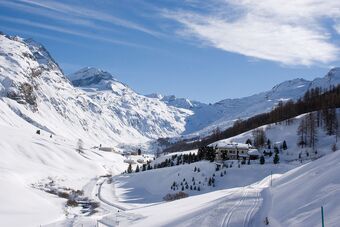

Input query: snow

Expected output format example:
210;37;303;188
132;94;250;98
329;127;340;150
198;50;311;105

0;34;192;152
0;115;128;226
0;32;340;227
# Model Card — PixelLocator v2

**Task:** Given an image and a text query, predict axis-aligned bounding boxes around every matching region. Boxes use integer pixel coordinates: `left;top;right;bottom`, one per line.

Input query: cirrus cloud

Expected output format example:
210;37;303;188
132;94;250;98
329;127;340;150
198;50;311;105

163;0;340;66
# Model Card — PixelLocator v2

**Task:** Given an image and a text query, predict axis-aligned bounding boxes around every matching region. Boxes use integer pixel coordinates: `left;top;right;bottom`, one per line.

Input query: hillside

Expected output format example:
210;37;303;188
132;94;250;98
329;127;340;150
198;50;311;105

151;69;340;137
0;34;191;149
97;112;340;226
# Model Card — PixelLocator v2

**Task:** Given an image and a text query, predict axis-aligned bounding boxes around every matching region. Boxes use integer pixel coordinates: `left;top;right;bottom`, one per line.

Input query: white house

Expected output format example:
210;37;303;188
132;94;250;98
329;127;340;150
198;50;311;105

214;142;260;160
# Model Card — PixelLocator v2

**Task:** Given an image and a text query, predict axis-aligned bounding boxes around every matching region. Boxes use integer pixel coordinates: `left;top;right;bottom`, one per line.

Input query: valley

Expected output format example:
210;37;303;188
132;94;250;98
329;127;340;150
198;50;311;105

0;33;339;227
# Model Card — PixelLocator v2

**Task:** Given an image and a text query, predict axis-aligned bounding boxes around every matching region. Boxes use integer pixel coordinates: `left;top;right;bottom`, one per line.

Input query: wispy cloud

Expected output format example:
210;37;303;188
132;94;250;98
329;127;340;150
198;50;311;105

0;15;150;49
0;1;121;33
163;0;340;66
16;0;162;37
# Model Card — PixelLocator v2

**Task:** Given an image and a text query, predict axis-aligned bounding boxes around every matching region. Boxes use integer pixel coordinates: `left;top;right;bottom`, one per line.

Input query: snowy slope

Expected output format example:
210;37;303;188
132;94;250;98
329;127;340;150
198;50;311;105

150;70;340;137
0;34;192;149
0;118;128;227
186;72;340;136
114;150;340;227
94;113;340;226
268;150;340;227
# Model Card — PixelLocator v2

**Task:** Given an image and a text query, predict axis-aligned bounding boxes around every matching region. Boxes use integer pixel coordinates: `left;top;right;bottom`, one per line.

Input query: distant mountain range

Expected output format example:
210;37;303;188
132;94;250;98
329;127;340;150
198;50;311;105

0;33;339;150
147;68;340;137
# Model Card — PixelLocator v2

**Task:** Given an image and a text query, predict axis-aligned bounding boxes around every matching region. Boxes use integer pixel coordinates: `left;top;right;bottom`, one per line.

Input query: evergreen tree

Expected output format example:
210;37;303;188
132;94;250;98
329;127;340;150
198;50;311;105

273;153;280;164
282;140;287;150
135;165;140;173
137;149;142;155
245;138;252;145
260;156;265;165
127;164;132;173
332;143;337;152
267;139;271;149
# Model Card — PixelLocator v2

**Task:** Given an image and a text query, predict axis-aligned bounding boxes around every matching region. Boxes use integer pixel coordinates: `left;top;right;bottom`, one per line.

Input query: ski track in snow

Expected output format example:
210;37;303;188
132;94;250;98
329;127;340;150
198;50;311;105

221;180;266;227
221;187;247;227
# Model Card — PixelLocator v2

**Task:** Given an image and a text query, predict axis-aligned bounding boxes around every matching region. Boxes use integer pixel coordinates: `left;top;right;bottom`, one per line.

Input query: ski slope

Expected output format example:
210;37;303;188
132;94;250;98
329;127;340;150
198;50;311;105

95;149;340;227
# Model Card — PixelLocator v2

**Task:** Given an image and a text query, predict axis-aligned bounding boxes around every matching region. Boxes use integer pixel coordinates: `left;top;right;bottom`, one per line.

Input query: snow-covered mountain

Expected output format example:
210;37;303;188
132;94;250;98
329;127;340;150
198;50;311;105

0;34;191;149
1;33;339;150
146;93;206;110
157;70;340;137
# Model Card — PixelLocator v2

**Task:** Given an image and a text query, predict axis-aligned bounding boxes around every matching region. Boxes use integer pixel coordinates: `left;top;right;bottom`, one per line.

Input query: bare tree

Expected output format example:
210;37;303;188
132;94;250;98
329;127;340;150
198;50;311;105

252;128;266;147
297;118;307;148
306;113;318;150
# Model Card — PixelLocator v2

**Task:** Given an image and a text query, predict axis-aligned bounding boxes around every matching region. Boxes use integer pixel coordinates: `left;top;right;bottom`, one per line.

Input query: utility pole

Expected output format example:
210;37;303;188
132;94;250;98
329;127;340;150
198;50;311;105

321;206;325;227
270;171;273;187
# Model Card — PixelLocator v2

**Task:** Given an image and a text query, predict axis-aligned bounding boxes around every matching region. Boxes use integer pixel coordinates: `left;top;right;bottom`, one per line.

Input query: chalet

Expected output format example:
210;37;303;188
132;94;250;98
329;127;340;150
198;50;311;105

214;142;260;160
99;147;115;152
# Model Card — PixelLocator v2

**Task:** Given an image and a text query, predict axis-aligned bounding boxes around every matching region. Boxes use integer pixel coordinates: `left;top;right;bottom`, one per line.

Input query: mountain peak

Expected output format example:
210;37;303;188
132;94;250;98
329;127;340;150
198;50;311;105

24;38;61;71
69;67;117;88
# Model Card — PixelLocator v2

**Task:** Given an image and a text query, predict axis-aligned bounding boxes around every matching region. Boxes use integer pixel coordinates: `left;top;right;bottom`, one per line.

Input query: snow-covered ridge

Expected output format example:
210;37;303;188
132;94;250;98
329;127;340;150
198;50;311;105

146;93;206;110
0;34;192;148
177;69;340;136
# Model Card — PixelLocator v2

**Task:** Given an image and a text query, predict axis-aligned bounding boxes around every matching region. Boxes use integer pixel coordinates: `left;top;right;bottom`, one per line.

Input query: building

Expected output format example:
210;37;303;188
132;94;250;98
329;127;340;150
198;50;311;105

214;142;260;161
99;147;115;152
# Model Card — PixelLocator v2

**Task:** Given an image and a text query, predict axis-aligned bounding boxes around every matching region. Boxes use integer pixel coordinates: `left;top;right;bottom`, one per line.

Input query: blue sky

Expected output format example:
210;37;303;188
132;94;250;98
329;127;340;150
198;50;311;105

0;0;340;103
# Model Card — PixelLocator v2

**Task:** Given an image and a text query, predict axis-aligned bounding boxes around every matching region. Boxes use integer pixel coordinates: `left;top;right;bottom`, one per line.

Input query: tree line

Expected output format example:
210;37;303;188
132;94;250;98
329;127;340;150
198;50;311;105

163;85;340;153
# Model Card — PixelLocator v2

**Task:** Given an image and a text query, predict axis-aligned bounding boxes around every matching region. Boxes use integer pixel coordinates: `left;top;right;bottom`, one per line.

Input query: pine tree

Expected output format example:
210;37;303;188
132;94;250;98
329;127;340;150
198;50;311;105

273;153;280;164
127;164;132;173
282;140;287;150
245;138;252;145
135;165;140;173
267;139;271;149
260;156;265;165
208;178;212;186
332;143;337;152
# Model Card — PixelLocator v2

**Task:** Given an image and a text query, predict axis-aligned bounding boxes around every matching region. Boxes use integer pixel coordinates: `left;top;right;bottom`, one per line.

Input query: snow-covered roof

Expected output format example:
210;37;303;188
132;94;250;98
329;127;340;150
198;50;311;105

248;149;260;156
212;141;251;149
